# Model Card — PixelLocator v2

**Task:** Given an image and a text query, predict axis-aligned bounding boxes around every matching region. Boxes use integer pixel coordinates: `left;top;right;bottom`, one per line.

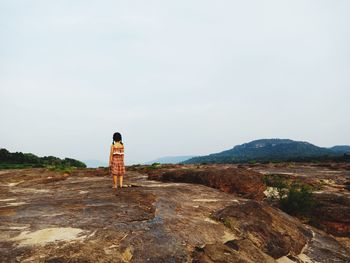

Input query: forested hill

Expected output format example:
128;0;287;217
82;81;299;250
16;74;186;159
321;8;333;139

183;139;350;164
0;148;86;168
330;145;350;154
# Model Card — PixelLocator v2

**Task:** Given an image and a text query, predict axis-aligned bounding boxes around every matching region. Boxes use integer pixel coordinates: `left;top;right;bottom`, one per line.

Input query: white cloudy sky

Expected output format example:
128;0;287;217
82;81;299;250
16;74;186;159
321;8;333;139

1;0;349;165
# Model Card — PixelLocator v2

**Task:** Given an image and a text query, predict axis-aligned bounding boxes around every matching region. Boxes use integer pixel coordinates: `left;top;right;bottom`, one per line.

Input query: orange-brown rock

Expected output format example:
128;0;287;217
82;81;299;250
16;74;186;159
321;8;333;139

148;167;266;200
311;193;350;237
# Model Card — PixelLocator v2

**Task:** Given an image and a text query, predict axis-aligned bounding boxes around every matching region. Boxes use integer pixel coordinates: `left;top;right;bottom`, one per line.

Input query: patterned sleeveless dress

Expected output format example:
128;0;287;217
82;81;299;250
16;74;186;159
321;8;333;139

111;143;125;176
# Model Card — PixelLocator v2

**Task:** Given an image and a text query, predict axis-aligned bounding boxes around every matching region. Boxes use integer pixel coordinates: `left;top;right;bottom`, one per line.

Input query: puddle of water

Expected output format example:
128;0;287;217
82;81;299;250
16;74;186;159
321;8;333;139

10;227;86;246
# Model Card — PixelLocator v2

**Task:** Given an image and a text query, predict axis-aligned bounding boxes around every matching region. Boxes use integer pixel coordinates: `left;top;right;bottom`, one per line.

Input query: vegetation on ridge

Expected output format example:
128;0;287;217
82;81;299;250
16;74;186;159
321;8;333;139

183;139;350;164
0;148;86;169
263;174;316;219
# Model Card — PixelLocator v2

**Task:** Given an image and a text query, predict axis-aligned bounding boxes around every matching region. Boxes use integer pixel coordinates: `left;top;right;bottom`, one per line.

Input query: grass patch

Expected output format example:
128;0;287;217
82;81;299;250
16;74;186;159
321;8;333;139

47;165;74;174
146;162;162;170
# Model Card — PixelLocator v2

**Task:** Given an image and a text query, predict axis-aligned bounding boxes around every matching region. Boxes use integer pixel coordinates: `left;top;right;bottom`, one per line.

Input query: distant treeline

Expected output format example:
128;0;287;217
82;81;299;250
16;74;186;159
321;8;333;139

0;148;86;169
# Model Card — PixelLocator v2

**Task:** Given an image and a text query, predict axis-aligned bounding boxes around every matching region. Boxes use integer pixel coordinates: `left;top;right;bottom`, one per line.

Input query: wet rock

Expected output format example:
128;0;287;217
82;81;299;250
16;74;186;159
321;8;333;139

148;167;266;200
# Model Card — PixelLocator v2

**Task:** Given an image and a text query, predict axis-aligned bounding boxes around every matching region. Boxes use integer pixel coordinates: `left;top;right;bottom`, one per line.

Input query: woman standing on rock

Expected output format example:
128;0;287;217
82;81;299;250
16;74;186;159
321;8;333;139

109;132;125;189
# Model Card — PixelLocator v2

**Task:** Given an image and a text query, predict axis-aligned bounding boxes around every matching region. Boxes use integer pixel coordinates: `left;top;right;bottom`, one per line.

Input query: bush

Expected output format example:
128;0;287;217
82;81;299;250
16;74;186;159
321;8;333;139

263;174;316;218
47;165;73;174
146;162;161;170
280;183;316;217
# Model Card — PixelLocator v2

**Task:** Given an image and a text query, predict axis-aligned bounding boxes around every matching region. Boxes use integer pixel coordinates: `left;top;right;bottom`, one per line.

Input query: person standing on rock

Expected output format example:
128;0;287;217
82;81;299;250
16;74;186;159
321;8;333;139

109;132;125;189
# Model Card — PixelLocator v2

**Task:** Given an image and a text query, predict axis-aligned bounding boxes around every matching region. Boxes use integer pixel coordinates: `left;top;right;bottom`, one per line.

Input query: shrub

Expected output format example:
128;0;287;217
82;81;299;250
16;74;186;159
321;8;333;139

146;162;162;170
280;183;316;217
47;165;73;174
263;174;316;218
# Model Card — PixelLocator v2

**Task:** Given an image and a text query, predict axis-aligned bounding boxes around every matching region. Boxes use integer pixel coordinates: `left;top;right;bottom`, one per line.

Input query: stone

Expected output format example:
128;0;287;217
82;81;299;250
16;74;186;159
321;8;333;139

210;200;312;259
311;193;350;236
147;167;266;200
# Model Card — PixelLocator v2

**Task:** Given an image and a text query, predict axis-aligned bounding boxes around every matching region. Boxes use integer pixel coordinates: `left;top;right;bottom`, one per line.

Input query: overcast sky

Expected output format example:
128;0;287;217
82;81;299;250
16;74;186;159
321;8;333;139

1;0;349;165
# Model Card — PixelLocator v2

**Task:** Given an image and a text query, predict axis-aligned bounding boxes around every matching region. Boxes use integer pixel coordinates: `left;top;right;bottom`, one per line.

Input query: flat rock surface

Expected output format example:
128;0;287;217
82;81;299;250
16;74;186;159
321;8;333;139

0;167;349;262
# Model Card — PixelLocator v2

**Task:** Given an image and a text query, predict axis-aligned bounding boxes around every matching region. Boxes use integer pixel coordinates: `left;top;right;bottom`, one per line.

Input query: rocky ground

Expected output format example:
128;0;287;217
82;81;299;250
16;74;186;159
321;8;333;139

0;164;349;262
247;163;350;237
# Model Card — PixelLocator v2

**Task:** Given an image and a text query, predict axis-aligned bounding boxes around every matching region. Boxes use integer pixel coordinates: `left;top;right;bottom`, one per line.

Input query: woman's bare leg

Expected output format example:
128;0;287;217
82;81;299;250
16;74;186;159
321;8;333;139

113;175;118;188
119;175;123;188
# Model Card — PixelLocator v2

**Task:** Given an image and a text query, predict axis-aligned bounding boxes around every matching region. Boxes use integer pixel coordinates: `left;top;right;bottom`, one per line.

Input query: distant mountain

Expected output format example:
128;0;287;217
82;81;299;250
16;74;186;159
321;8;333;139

329;145;350;154
83;160;108;168
145;155;195;164
183;139;350;164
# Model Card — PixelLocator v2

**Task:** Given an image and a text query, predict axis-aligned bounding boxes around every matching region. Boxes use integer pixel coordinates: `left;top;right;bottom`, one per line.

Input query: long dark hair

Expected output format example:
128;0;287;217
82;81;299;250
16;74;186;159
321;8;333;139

113;132;123;145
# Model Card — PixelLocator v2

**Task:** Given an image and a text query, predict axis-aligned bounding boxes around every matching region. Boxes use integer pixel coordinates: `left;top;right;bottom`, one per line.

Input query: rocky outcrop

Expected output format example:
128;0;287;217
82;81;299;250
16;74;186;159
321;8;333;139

192;238;276;263
147;167;266;200
0;167;349;262
193;200;350;263
211;200;312;258
311;193;350;236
